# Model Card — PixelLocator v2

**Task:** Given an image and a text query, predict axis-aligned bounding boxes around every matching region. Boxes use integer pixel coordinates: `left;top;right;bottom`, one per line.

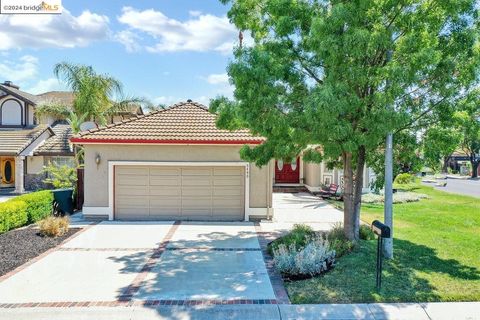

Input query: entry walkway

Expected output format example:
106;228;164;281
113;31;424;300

260;192;343;235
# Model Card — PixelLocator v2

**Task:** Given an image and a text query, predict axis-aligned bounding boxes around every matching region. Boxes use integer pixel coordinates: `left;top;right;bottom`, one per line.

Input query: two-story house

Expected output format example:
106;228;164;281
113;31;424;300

0;81;143;193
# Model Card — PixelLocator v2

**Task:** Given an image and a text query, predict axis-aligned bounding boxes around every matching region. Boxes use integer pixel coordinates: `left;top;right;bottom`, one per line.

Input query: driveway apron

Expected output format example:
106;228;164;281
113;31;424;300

0;220;278;307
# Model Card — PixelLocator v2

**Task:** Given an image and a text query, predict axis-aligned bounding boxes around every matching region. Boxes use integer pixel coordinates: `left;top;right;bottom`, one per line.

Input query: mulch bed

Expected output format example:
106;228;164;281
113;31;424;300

0;226;80;276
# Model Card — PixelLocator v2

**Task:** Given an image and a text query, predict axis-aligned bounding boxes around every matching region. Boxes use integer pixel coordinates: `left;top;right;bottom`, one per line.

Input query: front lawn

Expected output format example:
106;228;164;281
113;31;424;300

286;184;480;303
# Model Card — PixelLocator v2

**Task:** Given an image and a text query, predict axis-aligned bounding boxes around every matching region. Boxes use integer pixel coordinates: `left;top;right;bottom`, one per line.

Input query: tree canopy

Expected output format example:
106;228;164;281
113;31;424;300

212;0;479;240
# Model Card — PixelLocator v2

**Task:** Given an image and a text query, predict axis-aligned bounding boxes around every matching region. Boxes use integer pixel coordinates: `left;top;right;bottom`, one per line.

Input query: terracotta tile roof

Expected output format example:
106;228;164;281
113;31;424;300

0;125;52;155
71;101;264;144
34;122;74;156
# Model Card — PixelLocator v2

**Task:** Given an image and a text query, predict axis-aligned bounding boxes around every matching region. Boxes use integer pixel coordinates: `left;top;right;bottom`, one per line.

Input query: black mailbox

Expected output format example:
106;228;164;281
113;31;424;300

371;220;391;238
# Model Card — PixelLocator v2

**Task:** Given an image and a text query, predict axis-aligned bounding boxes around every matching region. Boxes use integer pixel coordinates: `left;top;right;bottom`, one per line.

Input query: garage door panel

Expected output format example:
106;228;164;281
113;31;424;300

116;196;149;207
150;186;181;196
150;198;181;207
182;176;212;186
116;167;149;175
182;168;212;176
213;168;242;176
117;175;149;186
149;167;181;176
182;198;212;208
213;187;243;197
116;185;148;196
115;165;244;220
213;177;243;186
181;187;211;197
149;176;180;186
213;198;243;207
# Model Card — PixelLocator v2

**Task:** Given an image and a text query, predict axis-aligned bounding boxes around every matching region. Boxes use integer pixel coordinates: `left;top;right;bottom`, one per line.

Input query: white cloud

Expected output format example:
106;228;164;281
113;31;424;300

0;9;109;50
206;73;229;85
26;78;65;94
189;10;202;17
114;30;141;52
116;7;240;54
204;72;234;98
0;55;38;82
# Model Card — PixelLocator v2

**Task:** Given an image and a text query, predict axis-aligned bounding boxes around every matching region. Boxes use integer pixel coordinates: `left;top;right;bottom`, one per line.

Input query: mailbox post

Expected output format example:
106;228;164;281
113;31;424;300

371;220;391;290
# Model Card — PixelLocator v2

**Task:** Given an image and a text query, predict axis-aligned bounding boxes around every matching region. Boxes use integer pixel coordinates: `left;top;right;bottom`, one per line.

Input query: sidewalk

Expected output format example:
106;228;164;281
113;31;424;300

1;302;478;320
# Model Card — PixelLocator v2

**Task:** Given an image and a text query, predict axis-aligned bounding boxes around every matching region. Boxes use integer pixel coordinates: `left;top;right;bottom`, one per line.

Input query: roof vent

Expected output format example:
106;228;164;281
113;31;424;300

2;81;19;89
187;99;192;103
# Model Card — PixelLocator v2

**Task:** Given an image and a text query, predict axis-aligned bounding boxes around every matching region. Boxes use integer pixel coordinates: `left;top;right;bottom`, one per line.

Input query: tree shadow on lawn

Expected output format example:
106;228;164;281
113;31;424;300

287;238;480;304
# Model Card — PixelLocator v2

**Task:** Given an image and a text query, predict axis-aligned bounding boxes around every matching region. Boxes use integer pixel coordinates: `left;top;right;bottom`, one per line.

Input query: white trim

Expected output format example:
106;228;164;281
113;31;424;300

20;129;52;156
73;142;261;146
82;206;110;216
107;161;252;221
246;207;272;217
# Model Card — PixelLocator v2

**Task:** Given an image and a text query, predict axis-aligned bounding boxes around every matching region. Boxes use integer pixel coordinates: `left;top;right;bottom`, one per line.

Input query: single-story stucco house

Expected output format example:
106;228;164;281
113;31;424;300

72;100;375;222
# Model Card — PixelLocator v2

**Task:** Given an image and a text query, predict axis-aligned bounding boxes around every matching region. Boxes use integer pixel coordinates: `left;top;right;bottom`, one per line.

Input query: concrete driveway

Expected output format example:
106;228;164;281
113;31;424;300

0;221;277;307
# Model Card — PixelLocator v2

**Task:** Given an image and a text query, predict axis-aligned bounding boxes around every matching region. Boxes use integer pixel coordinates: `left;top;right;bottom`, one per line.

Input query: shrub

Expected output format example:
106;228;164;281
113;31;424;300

273;235;335;277
326;223;354;257
359;225;376;240
38;216;69;237
362;192;428;204
42;164;77;189
15;190;53;223
394;173;414;184
0;201;28;234
0;190;53;234
268;224;315;255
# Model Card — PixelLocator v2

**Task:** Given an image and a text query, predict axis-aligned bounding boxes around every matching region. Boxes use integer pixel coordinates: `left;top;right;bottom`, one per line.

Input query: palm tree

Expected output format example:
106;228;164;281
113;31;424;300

37;62;146;126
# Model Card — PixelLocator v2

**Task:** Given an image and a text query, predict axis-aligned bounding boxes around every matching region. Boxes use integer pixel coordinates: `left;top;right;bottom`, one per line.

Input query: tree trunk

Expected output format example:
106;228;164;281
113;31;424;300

353;146;366;238
471;156;479;178
342;151;358;241
442;156;450;174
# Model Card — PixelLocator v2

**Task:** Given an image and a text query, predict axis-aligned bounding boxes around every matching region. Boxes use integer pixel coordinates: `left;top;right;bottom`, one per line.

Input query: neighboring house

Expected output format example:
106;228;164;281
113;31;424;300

447;151;480;176
0;81;143;193
71;100;375;222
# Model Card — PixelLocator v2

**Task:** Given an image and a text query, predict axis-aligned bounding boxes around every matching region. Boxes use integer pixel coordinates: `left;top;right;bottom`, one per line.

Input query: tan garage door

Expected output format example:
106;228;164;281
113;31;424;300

114;166;245;221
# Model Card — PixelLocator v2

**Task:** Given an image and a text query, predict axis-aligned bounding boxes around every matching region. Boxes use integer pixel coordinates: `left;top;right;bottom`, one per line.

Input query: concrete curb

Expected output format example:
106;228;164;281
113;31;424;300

1;302;479;320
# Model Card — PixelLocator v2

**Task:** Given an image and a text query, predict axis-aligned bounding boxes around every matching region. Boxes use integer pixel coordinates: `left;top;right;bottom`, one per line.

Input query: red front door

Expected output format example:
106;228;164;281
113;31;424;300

275;158;300;183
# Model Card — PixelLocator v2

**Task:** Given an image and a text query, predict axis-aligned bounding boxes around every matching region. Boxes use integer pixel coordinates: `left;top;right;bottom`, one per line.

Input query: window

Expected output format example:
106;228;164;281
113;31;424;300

1;99;22;125
46;156;75;168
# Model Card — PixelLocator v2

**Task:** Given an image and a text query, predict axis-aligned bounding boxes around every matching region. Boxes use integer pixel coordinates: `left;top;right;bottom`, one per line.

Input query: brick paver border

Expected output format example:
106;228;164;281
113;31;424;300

0;222;98;284
118;221;181;301
0;220;284;308
254;223;291;304
0;298;278;308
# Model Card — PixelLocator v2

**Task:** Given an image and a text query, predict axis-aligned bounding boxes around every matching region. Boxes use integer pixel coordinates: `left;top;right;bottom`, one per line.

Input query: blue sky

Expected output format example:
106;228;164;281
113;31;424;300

0;0;239;106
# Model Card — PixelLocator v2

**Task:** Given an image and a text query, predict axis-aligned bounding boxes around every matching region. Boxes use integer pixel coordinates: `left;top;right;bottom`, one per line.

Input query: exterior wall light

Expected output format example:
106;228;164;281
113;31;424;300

95;154;101;165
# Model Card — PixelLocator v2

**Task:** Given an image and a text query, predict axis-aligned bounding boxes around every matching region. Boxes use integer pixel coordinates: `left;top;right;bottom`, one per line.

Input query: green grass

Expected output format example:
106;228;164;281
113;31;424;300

286;184;480;303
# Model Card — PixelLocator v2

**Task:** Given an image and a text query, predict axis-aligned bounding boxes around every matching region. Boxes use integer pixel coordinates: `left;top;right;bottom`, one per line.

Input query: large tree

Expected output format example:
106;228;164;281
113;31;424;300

212;0;479;240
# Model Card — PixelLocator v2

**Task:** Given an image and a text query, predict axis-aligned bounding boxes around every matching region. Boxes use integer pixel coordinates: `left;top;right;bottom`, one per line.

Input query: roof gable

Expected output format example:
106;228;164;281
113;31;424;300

71;101;264;145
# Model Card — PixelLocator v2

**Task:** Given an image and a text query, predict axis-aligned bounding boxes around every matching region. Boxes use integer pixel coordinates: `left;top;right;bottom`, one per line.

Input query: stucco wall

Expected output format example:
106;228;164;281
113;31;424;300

83;144;272;210
27;155;44;174
303;161;322;188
